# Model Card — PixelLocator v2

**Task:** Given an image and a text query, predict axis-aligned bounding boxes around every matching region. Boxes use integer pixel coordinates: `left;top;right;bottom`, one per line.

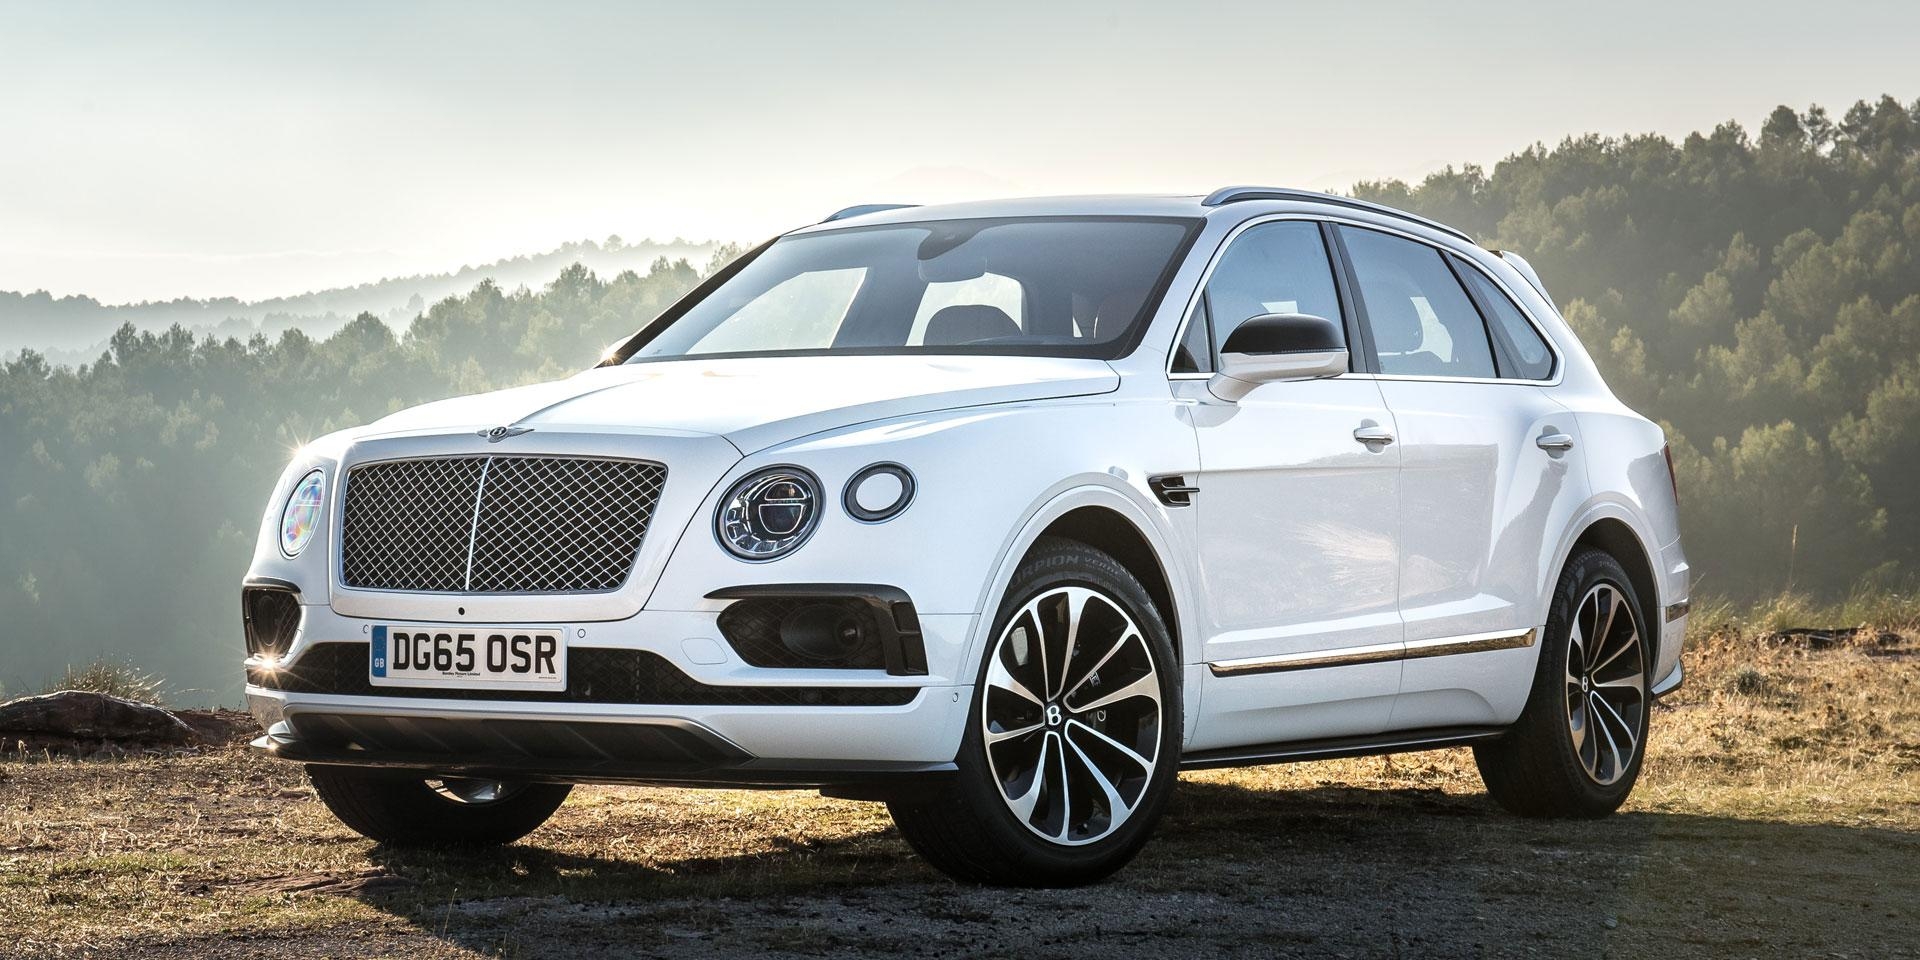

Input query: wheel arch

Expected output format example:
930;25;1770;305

963;483;1193;675
1564;515;1660;625
1031;505;1181;661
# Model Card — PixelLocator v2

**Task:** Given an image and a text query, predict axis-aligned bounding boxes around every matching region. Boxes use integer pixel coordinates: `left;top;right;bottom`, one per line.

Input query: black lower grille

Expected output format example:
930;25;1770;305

252;643;919;707
718;597;890;670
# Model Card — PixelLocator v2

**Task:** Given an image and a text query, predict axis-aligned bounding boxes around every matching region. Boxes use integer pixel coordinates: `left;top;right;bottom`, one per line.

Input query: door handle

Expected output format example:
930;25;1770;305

1352;426;1395;447
1536;432;1576;452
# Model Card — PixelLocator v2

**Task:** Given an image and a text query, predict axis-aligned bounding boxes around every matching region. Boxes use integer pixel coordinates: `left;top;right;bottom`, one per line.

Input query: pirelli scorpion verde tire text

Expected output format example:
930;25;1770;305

307;766;572;847
888;537;1182;886
1474;547;1652;818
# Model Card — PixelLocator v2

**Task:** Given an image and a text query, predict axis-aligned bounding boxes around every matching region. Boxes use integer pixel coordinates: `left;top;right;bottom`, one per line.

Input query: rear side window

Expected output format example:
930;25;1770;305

1456;263;1555;380
1202;221;1344;355
1340;226;1497;379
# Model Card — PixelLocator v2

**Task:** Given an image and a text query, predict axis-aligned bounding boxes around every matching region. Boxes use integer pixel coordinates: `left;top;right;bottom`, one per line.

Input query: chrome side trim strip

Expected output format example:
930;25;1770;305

1402;628;1538;660
1207;627;1537;678
1664;599;1691;622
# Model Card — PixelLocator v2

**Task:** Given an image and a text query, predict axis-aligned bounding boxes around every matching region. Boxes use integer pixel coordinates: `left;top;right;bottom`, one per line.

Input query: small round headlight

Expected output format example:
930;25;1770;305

716;467;821;561
844;463;915;523
280;469;325;558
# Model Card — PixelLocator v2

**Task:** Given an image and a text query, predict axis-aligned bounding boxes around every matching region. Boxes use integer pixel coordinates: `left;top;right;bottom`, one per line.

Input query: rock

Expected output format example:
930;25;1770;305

0;690;197;743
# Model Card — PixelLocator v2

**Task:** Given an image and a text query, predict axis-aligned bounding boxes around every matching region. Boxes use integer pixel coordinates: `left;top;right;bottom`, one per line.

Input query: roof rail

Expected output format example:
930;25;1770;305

1200;186;1473;244
821;203;919;223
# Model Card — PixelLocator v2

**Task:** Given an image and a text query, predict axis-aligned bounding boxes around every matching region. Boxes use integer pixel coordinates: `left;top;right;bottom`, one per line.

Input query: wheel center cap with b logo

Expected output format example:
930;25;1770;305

1045;703;1064;727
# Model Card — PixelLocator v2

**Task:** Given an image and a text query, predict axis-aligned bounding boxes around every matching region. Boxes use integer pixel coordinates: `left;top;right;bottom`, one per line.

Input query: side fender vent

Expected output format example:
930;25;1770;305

1148;475;1198;507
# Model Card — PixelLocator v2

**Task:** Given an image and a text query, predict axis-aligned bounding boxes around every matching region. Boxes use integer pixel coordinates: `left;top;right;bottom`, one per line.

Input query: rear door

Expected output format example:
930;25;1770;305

1334;225;1590;729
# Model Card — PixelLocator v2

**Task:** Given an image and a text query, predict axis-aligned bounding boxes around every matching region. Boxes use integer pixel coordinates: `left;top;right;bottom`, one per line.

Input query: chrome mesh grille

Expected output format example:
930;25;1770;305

340;456;666;594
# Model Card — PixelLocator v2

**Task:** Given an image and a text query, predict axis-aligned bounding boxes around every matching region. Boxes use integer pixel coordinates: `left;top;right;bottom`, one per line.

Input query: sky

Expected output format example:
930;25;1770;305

2;0;1917;304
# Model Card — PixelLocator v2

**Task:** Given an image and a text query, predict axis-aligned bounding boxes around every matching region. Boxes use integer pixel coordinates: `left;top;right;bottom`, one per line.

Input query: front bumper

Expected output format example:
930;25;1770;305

245;601;978;775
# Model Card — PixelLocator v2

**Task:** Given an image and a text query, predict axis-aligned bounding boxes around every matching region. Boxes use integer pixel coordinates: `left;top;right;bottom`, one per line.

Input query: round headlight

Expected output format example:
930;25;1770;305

279;469;325;558
843;463;915;523
716;467;821;561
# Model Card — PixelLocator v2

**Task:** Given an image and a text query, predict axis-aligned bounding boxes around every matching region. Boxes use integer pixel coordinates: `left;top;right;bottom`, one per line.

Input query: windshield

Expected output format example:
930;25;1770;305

622;217;1199;362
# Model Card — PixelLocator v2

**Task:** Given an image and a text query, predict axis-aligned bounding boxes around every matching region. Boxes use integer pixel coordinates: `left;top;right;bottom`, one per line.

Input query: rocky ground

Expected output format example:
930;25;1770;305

1;624;1915;959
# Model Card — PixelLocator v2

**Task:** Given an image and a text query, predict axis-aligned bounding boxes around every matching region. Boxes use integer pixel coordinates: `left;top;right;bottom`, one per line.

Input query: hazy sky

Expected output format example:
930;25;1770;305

3;0;1916;303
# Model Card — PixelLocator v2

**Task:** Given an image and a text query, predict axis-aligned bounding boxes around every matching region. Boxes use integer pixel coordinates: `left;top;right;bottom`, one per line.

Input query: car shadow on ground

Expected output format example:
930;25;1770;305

327;778;1919;959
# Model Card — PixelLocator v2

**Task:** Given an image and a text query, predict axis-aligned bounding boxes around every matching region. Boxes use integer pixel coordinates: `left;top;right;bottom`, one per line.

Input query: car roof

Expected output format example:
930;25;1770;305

789;189;1475;246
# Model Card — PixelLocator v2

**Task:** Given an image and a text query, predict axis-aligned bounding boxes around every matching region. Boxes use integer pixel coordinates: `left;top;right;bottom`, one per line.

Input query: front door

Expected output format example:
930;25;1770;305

1182;220;1405;751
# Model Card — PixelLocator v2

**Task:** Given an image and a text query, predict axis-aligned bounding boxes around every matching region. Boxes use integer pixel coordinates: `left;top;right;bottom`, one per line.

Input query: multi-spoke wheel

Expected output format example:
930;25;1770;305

1564;583;1646;786
982;585;1163;846
889;537;1180;886
307;767;571;846
1475;547;1652;817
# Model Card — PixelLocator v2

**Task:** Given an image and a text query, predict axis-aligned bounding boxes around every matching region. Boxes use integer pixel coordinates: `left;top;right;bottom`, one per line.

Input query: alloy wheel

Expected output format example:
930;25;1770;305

980;585;1163;846
1564;582;1647;786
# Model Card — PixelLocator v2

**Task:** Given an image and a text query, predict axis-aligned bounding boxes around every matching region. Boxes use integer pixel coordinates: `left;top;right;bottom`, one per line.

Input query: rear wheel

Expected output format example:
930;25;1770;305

307;766;571;846
888;537;1181;886
1475;547;1651;817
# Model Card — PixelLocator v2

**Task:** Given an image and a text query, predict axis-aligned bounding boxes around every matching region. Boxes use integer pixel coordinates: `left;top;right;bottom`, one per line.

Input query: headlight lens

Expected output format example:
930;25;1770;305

716;467;821;561
279;469;325;558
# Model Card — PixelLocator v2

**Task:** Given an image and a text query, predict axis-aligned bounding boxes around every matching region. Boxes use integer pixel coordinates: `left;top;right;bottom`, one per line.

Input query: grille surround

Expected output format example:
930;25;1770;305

339;454;666;595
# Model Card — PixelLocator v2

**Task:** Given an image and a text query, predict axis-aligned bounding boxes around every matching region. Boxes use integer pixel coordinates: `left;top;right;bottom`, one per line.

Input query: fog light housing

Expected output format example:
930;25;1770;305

242;580;302;660
779;603;870;663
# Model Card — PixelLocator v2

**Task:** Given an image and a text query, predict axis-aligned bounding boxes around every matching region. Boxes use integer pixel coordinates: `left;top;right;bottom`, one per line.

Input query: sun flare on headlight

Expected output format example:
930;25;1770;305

279;469;325;558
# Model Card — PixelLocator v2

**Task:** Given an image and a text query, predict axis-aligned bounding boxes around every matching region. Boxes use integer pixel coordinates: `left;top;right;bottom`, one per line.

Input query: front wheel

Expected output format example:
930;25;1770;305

307;766;572;846
888;537;1181;886
1474;547;1652;817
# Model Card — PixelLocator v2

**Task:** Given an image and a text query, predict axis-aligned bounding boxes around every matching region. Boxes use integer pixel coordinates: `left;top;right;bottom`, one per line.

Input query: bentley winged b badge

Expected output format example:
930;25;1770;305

478;425;534;442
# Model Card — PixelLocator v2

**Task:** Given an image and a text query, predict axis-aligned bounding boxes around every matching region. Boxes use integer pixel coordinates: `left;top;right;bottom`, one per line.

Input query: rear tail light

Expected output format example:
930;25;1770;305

1662;443;1680;506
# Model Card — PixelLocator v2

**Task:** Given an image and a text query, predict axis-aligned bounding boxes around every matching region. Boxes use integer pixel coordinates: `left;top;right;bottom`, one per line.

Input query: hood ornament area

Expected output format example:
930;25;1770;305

479;425;534;443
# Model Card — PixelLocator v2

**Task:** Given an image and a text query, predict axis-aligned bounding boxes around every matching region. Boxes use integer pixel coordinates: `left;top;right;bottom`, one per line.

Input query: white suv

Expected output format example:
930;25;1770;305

242;188;1689;885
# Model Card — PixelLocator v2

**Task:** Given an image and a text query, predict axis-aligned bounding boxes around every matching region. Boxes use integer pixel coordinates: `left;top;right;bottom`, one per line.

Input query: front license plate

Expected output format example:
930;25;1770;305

369;625;567;691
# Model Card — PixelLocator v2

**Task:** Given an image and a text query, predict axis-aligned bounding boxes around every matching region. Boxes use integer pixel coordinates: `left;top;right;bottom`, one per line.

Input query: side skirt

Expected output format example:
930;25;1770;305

1178;726;1506;771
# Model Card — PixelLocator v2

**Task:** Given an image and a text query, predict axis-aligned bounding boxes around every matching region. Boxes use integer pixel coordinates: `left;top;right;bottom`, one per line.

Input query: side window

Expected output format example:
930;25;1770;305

1172;294;1213;373
1203;221;1343;356
1339;227;1497;379
1457;262;1555;380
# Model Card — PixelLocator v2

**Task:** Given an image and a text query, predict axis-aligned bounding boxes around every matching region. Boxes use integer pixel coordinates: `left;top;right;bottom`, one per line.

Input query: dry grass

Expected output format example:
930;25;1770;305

1;614;1915;959
36;658;169;706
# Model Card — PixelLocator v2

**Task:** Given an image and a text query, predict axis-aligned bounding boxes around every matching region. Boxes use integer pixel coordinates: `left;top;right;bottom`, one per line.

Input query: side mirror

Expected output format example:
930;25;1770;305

1208;313;1348;401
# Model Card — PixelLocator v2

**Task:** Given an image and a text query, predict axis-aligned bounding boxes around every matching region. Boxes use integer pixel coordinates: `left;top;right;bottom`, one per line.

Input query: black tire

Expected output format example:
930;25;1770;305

888;537;1182;886
307;766;572;846
1474;547;1652;817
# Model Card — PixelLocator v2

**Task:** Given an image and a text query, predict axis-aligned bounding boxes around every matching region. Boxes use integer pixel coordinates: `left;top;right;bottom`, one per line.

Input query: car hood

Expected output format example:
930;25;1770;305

359;354;1119;452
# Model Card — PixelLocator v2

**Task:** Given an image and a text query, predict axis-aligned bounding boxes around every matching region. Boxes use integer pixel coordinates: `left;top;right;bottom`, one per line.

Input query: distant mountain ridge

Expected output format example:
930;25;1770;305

0;236;718;363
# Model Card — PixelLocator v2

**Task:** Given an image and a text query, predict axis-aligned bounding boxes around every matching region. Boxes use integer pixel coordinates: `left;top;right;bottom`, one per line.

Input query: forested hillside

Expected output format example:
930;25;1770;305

0;236;715;361
1357;95;1920;601
2;96;1917;702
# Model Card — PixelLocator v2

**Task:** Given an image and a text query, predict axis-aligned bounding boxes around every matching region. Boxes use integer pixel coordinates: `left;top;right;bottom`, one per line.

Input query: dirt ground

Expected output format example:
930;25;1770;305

2;626;1915;959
